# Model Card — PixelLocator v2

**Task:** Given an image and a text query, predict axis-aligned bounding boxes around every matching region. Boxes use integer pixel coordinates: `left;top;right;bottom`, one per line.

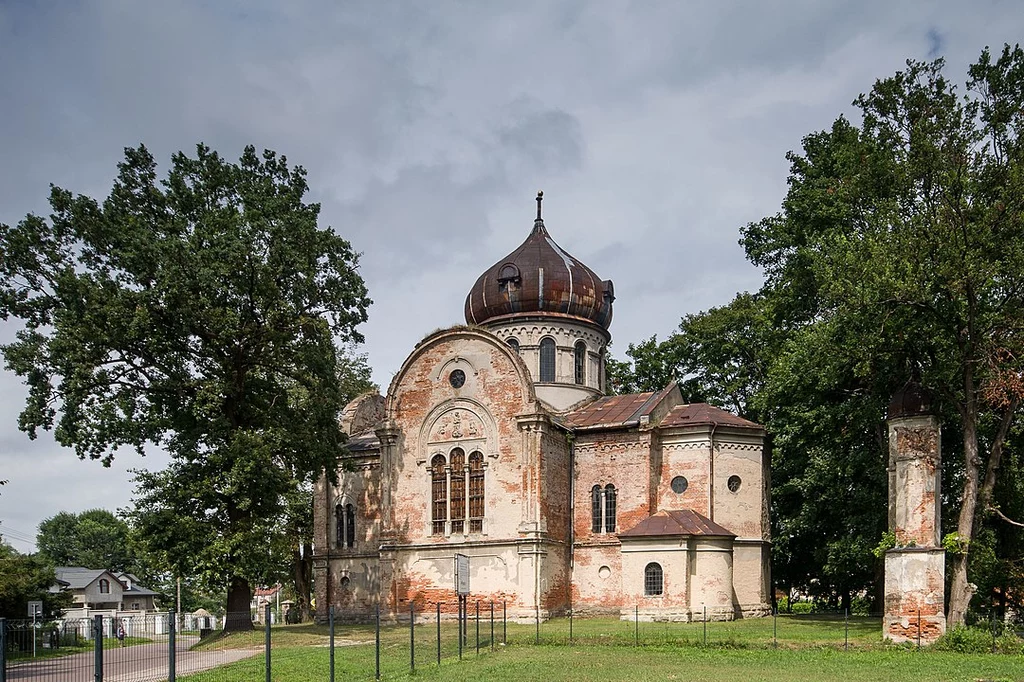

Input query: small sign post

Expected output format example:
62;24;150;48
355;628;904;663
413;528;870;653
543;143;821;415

27;601;42;657
455;554;469;655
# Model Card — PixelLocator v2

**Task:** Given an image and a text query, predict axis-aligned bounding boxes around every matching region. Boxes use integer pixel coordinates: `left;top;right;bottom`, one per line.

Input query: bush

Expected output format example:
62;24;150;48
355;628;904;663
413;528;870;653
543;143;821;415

777;597;814;614
932;625;1024;654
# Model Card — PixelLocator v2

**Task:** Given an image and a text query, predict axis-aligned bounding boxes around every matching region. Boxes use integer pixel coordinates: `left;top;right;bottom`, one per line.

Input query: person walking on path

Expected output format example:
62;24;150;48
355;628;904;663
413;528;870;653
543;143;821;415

117;624;126;647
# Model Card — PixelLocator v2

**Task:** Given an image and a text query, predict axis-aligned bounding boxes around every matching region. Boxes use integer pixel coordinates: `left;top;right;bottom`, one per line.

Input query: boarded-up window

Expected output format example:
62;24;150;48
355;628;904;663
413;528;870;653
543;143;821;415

540;338;556;382
431;455;447;535
450;448;466;534
469;451;484;533
604;484;617;533
591;485;602;533
574;341;586;385
345;504;355;548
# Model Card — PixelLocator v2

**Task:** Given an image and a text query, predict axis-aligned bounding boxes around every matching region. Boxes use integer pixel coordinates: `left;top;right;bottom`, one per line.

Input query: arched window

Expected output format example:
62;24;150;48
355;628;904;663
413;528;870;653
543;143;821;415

469;452;484;533
539;338;556;382
450;448;466;534
506;337;520;354
644;563;663;596
604;484;617;533
591;485;602;533
431;455;447;535
335;504;345;546
99;579;110;594
345;504;355;548
574;341;587;385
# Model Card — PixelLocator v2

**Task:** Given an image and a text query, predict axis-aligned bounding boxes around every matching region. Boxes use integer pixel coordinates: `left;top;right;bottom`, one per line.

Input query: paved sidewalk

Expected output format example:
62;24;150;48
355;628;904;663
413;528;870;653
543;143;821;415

6;636;260;681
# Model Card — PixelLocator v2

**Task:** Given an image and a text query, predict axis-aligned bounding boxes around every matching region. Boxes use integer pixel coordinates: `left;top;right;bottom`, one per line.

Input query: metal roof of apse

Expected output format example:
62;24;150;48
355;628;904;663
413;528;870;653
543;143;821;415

619;509;736;538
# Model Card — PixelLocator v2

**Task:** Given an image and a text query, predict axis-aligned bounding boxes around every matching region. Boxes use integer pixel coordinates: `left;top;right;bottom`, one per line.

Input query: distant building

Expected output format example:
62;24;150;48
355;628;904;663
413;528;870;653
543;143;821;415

313;194;771;622
55;567;160;617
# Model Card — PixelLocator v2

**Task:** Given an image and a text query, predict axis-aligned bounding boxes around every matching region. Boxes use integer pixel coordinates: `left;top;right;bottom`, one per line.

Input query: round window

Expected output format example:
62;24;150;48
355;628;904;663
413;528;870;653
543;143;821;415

449;369;466;388
670;476;688;494
727;475;742;493
598;566;611;579
340;576;350;588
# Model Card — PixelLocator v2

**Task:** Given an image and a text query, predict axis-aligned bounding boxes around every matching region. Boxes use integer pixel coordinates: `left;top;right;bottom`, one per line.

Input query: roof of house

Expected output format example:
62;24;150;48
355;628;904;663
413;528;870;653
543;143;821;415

618;509;736;539
55;567;159;596
254;585;281;597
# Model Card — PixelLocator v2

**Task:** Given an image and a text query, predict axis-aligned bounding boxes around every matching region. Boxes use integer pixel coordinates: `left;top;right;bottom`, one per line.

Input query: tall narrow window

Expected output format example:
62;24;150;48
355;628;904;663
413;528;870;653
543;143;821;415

506;337;520;354
539;338;556;382
591;485;602;533
574;341;586;385
335;504;345;546
644;562;663;596
345;504;355;548
469;451;485;533
450;448;466;534
431;455;447;536
604;484;617;533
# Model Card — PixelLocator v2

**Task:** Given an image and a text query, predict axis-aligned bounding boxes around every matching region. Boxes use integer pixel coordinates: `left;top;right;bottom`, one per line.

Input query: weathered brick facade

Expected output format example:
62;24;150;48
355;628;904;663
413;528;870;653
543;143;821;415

312;206;771;623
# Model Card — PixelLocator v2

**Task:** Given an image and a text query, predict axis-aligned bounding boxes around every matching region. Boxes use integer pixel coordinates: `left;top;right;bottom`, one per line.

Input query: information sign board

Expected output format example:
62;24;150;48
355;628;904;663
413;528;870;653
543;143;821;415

455;553;470;595
27;600;42;617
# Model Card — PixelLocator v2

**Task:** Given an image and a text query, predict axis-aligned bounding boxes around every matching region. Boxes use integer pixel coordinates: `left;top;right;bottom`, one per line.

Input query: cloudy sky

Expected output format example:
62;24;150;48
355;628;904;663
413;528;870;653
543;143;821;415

1;0;1021;553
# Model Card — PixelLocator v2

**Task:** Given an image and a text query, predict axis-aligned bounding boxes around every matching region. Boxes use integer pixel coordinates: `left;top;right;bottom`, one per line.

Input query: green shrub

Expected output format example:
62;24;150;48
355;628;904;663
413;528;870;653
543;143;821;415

932;625;1024;654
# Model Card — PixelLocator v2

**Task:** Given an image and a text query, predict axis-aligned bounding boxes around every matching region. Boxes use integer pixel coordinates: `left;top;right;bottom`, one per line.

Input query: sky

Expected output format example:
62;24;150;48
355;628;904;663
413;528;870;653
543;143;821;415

1;0;1021;553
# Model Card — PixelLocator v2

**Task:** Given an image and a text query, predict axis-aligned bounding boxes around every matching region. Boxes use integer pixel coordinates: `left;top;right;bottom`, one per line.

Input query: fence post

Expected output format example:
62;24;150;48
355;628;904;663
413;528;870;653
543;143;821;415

0;617;7;682
168;612;176;682
702;606;707;646
569;607;573;643
916;608;921;650
264;604;271;682
476;601;480;654
436;603;441;666
375;605;381;680
535;602;539;645
844;608;849;651
94;614;104;682
634;605;638;647
410;601;415;673
503;600;507;645
772;605;777;649
992;612;997;654
329;606;335;682
490;601;494;651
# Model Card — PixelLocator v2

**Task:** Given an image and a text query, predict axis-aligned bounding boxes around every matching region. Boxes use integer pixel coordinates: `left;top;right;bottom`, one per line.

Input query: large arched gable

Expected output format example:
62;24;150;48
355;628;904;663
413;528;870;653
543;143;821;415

385;326;535;420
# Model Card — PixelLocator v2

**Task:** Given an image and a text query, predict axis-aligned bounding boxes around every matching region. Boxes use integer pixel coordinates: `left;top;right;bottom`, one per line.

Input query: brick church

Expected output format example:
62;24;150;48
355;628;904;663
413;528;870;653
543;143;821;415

313;194;771;621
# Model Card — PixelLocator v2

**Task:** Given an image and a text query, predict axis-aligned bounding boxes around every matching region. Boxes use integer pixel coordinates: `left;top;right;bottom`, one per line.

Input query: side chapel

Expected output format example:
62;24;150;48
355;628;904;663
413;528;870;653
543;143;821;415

313;194;771;622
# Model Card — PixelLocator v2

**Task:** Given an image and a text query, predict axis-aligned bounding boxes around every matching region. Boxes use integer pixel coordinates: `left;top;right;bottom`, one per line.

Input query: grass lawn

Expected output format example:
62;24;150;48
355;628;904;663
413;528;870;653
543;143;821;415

177;615;1024;682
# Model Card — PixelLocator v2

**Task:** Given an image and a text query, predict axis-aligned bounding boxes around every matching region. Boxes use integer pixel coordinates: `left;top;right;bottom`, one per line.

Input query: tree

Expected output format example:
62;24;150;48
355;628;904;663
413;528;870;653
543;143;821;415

0;542;72;619
0;144;371;630
36;509;136;572
741;46;1024;625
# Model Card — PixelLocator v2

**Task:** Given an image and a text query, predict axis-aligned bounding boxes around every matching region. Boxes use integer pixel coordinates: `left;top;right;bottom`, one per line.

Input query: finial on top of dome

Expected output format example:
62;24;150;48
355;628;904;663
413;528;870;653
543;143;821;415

532;190;547;235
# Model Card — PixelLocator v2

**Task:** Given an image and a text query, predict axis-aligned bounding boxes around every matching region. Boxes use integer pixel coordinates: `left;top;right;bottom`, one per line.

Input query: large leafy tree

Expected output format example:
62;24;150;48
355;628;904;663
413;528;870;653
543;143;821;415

0;542;72;619
742;46;1024;626
37;509;136;572
0;144;371;630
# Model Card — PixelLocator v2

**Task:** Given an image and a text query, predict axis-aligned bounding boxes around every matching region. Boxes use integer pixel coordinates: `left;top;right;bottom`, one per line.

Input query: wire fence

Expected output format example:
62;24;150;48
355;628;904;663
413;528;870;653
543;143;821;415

2;603;1018;681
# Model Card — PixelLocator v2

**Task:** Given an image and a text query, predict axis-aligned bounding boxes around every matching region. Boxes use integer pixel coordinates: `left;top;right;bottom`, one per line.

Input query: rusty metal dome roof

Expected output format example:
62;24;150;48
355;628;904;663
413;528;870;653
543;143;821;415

464;193;614;329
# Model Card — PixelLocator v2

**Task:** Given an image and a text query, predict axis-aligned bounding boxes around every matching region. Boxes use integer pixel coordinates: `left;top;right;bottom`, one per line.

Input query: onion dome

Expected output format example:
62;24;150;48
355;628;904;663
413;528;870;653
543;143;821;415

465;192;615;329
888;380;934;419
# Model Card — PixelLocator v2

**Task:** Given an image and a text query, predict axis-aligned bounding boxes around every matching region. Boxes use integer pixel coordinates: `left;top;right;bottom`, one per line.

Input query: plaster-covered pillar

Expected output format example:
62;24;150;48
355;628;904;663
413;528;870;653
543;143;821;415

884;383;945;644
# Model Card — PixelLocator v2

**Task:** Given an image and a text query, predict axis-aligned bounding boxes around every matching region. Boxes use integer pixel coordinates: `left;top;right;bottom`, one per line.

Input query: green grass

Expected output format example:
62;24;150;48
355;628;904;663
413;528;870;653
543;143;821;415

174;616;1024;682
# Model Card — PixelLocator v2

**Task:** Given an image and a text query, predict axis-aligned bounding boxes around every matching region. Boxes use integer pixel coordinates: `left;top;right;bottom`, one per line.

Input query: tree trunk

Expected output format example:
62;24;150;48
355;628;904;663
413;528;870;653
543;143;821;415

947;389;980;628
292;542;313;623
224;575;254;632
